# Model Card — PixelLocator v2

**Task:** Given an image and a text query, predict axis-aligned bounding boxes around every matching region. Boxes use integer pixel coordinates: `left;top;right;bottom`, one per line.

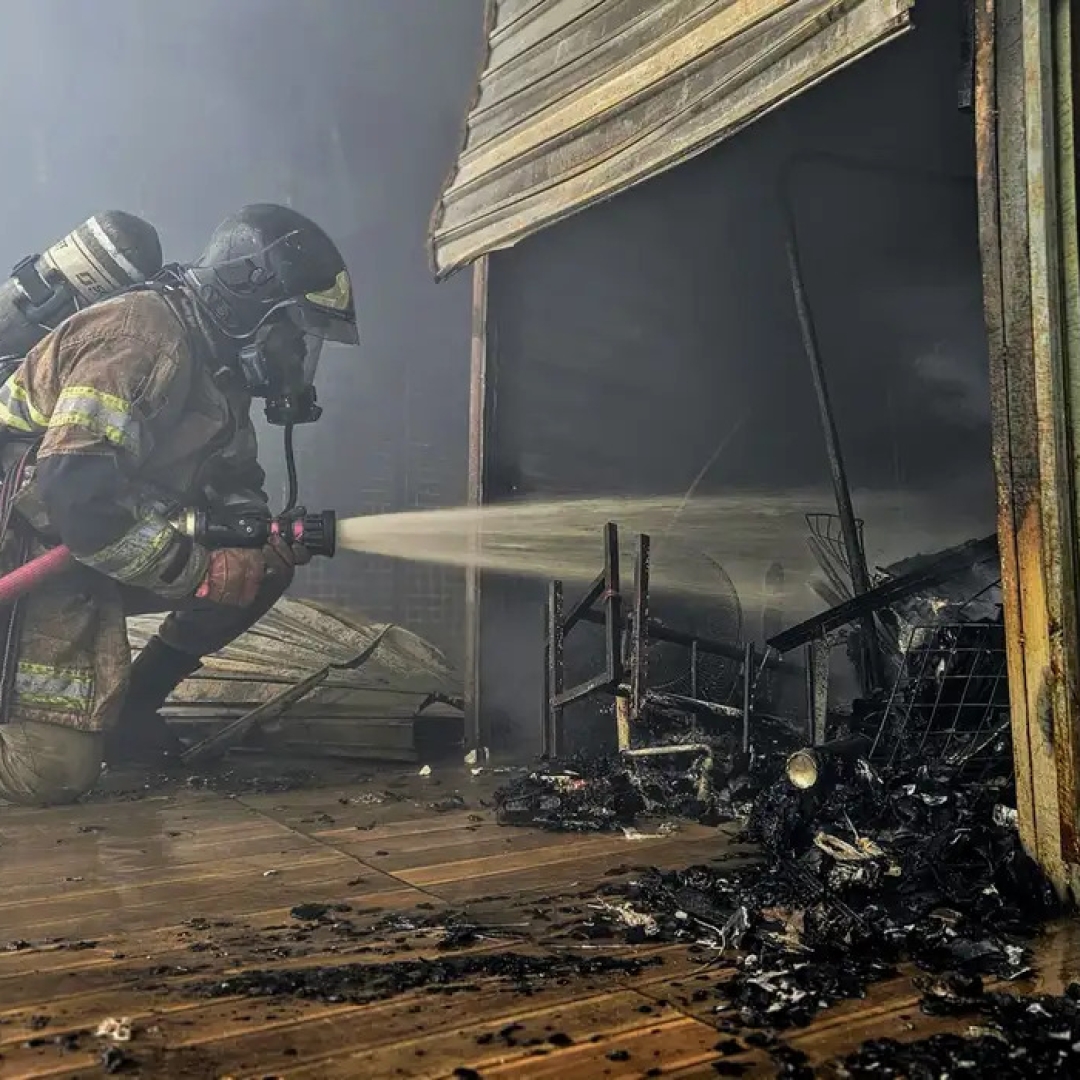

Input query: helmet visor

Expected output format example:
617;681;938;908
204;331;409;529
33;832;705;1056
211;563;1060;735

302;269;358;345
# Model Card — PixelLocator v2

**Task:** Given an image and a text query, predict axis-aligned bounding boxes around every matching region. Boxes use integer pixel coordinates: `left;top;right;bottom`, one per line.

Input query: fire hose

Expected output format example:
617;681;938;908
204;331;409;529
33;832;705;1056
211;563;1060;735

0;507;337;608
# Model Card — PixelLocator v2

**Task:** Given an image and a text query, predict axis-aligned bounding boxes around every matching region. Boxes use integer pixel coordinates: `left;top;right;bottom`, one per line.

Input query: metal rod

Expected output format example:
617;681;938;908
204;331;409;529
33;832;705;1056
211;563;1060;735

542;597;552;757
622;743;713;758
630;532;650;720
640;689;743;720
577;608;802;674
602;522;623;688
563;572;606;633
546;579;565;757
782;192;883;693
742;641;754;754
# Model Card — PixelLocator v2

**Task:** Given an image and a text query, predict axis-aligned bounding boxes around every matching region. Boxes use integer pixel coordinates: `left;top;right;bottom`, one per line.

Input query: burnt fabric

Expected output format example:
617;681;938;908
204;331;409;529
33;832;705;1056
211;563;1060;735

0;287;269;736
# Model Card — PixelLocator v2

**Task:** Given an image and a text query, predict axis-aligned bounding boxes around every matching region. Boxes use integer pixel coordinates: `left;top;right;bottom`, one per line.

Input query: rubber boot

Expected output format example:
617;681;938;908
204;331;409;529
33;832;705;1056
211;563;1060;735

105;636;202;768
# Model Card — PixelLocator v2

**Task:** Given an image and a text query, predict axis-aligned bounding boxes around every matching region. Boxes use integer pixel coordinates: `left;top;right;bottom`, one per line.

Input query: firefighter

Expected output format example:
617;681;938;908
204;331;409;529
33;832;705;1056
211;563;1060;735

0;204;357;806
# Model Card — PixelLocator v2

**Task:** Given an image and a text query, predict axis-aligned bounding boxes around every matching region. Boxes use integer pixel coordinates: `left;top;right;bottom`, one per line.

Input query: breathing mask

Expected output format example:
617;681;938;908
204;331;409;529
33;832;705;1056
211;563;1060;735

238;306;322;426
185;205;358;511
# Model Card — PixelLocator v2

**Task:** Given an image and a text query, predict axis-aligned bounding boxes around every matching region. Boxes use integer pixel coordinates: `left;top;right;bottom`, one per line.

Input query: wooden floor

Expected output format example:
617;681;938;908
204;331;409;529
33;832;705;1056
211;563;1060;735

1;763;1078;1079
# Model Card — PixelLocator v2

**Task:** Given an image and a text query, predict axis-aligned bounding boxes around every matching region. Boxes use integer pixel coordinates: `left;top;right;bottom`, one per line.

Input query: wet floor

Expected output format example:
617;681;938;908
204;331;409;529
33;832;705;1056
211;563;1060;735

0;763;1077;1078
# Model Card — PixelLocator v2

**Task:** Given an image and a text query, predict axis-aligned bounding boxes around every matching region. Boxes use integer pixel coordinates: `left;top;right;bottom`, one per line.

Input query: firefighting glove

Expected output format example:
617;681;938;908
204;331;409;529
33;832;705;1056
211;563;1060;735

195;547;269;607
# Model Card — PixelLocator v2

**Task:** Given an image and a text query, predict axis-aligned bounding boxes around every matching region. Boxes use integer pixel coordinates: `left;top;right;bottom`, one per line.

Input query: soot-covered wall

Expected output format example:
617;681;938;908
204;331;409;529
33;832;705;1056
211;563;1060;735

477;1;993;752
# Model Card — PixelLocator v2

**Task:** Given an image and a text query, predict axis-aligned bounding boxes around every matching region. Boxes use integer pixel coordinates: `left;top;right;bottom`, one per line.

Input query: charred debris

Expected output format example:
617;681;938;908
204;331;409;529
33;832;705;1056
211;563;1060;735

493;518;1076;1065
507;516;1008;841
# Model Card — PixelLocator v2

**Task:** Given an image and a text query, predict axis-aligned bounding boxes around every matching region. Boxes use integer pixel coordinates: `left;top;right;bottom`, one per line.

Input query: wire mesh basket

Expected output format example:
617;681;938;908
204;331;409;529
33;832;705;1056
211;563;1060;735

868;621;1009;772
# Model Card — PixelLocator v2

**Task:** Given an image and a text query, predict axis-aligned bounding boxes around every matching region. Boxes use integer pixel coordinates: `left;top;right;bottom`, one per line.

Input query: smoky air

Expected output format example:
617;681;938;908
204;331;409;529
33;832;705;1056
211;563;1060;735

0;0;485;655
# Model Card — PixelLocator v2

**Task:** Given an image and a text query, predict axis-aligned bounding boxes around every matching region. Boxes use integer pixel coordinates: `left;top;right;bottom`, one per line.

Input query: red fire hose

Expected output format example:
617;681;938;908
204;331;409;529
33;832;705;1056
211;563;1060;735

0;545;74;606
0;505;337;608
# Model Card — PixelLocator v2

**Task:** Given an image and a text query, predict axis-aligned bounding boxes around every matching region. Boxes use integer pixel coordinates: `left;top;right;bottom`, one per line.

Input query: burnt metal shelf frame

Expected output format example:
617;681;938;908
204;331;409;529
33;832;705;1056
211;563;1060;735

542;522;757;759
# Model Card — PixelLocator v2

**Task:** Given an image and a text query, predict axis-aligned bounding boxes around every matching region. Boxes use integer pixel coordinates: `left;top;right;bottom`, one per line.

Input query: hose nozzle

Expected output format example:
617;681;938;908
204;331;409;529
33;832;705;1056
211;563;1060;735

173;507;337;558
271;509;336;558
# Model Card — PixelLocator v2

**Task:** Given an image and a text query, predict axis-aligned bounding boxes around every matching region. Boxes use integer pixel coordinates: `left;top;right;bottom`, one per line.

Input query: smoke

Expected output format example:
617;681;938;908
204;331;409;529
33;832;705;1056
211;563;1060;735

0;0;485;636
912;344;991;429
0;0;998;723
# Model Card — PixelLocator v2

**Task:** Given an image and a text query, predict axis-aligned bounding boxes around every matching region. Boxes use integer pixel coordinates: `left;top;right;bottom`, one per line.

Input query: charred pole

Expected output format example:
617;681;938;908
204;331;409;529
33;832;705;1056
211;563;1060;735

781;180;884;694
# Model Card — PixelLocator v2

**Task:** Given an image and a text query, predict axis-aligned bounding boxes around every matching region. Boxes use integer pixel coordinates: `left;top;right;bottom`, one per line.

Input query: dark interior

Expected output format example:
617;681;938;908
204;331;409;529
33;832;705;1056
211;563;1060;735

478;0;993;754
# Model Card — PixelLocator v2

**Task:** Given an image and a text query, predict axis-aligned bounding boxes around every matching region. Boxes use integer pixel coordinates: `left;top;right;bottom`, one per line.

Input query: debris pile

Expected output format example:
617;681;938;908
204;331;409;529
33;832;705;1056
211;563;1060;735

580;755;1060;1029
493;719;798;832
493;757;645;831
164;524;1072;1071
836;978;1080;1076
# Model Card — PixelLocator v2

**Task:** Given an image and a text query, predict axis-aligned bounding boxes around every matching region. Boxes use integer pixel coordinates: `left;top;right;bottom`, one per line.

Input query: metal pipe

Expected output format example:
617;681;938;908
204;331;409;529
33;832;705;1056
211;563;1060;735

780;175;883;693
742;641;754;753
785;734;871;790
640;688;743;720
621;743;714;758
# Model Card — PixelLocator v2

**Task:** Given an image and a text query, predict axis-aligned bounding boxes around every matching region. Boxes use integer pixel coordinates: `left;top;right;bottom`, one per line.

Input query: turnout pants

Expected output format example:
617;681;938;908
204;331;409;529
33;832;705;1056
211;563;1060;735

0;569;290;807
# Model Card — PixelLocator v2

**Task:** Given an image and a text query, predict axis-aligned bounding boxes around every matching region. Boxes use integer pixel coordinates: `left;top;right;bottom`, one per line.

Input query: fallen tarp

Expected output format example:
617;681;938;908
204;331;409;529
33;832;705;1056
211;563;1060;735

127;598;463;761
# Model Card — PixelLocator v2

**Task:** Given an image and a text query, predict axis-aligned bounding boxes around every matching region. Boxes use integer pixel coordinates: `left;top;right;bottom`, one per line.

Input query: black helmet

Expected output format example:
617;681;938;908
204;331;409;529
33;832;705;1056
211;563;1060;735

183;203;358;346
183;204;358;426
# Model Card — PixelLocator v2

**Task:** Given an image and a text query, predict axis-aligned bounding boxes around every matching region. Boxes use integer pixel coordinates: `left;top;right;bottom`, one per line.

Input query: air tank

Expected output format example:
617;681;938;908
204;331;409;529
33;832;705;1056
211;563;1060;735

0;211;163;359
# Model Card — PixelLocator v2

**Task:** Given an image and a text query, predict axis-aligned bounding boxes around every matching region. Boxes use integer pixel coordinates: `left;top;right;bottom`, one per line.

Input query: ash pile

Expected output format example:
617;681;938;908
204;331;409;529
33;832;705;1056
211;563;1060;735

494;522;1080;1068
589;754;1058;1027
